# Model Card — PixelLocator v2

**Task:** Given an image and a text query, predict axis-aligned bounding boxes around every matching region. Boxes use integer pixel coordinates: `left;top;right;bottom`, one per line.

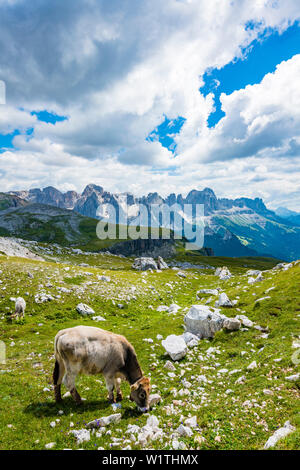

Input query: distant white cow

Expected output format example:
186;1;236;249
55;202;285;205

53;326;151;411
14;297;26;319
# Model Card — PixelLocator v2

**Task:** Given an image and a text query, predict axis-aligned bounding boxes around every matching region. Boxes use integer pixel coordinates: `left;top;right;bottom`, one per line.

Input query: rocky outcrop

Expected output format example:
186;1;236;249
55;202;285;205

132;257;158;271
157;256;168;270
10;186;80;210
7;184;300;260
0;237;44;261
108;238;176;258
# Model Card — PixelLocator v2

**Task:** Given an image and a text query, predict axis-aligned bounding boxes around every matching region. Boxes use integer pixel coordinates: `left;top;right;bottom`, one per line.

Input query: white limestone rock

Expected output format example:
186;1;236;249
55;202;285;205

76;303;95;315
182;332;200;347
215;267;232;280
168;303;181;314
164;360;176;371
35;293;54;303
215;292;233;308
285;373;300;382
197;288;219;297
70;429;91;444
177;271;187;278
184;416;197;428
149;394;162;408
264;421;295;449
184;305;226;338
176;424;193;437
161;335;187;361
92;315;106;322
157;256;168;270
223;318;241;331
132;257;158;271
247;361;258;370
86;413;122;429
235;314;254;328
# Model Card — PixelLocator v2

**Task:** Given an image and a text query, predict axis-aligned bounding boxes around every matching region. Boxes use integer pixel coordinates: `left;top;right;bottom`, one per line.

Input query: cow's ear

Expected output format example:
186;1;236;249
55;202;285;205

131;383;139;392
142;377;150;387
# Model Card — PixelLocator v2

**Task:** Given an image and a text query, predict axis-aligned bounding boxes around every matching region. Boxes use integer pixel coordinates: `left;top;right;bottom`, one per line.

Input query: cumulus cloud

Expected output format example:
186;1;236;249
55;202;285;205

0;0;300;208
176;54;300;163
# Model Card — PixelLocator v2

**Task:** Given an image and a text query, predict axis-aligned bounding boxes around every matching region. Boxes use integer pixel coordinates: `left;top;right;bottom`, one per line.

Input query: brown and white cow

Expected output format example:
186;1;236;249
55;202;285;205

53;325;151;411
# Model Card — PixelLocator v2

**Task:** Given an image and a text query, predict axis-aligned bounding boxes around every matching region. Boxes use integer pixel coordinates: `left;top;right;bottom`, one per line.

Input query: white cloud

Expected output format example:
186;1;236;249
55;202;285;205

0;0;300;208
176;54;300;163
0;106;36;134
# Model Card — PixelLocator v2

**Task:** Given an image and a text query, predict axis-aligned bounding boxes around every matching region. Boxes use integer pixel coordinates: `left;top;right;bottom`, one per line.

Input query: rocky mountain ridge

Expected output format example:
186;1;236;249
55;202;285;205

7;185;300;260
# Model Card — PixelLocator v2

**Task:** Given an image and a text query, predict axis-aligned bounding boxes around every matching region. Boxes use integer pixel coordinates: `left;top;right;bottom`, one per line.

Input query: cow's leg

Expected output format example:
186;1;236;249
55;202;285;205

114;377;123;402
63;370;82;405
104;374;115;403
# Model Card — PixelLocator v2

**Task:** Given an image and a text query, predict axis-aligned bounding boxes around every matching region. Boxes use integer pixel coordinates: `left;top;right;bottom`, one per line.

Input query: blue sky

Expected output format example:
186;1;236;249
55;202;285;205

145;21;300;153
201;22;300;128
0;110;66;152
0;0;299;210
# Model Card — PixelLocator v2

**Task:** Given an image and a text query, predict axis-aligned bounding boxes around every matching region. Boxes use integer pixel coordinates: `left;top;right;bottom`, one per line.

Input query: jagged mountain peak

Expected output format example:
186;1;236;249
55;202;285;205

82;184;104;197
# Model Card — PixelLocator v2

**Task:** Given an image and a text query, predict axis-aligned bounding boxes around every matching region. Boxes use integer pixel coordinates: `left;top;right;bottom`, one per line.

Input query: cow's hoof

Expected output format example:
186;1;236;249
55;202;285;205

107;396;116;404
76;399;83;406
116;393;123;402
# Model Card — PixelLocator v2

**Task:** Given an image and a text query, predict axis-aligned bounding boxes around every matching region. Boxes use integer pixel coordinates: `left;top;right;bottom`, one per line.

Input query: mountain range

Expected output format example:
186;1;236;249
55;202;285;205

4;184;300;261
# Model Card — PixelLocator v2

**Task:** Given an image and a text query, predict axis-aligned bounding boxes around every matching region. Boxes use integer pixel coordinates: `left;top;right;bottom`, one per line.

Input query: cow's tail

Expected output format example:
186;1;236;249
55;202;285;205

53;360;60;386
53;333;62;386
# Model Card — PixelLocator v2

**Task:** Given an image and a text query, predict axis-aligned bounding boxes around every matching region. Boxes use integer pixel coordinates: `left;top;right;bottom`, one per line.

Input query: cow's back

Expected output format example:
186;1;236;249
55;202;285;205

55;326;128;375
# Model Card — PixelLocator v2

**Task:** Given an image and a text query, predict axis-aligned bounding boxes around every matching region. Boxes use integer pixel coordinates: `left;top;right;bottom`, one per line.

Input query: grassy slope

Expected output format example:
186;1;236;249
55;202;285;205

0;206;174;253
0;250;299;450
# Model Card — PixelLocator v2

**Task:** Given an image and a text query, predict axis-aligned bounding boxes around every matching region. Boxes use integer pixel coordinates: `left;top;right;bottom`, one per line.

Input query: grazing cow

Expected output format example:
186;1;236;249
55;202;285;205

53;325;151;411
14;297;26;319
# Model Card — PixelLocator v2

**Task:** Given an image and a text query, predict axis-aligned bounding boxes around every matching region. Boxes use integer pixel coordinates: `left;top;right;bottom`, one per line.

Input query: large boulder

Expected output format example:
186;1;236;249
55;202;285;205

132;257;158;271
161;335;187;361
184;305;225;338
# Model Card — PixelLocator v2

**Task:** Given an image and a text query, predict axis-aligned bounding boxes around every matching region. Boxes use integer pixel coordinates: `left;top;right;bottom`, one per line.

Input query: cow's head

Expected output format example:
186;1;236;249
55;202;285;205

130;376;151;412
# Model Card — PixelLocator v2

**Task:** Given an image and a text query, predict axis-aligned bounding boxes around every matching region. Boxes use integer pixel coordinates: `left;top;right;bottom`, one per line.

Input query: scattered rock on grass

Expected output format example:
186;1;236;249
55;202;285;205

223;318;241;331
215;292;233;308
70;429;91;444
76;303;95;315
86;413;122;429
